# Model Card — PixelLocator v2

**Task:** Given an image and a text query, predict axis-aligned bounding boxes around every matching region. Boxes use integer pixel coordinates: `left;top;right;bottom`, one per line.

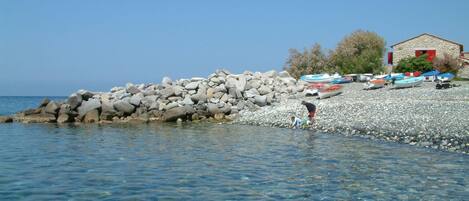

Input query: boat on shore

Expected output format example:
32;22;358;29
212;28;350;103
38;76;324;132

331;76;352;84
437;73;455;81
364;79;385;90
300;74;334;83
384;73;405;81
422;70;440;82
318;84;343;99
304;83;328;96
393;76;424;88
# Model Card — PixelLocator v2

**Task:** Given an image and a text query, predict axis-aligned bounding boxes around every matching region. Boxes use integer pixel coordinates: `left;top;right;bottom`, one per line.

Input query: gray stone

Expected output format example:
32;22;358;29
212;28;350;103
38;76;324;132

77;98;101;118
258;85;272;95
44;101;60;115
141;95;158;108
207;103;221;115
67;94;83;110
101;100;116;113
246;79;261;90
57;114;72;123
163;107;187;122
183;96;194;105
126;85;141;94
160;86;175;99
113;100;135;114
165;102;179;110
83;109;100;123
245;88;259;98
185;82;199;90
129;93;144;106
174;86;184;97
254;95;267;106
59;104;72;115
77;90;94;101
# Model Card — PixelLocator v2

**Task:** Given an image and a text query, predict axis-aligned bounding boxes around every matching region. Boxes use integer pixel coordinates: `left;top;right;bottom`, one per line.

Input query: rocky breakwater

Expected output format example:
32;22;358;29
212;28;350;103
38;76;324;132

3;69;307;124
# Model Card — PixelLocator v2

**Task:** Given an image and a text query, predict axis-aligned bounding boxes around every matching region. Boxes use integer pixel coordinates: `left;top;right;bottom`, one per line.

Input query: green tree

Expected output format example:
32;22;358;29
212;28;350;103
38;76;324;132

395;54;433;73
284;43;331;79
331;30;385;74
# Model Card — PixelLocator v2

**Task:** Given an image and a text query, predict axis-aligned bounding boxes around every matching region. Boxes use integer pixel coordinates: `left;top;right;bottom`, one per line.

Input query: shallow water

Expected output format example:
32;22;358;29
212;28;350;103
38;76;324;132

0;122;468;200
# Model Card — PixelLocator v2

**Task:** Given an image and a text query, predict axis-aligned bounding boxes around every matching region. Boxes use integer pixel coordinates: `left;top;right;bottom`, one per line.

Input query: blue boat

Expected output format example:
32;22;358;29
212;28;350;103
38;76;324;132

437;73;455;81
393;76;424;88
422;70;440;81
331;77;352;84
300;74;334;83
384;73;405;81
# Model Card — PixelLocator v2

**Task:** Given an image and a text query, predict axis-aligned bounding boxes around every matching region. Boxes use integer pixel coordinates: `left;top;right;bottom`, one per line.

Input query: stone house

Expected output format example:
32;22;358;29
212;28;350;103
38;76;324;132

459;52;469;79
388;33;464;65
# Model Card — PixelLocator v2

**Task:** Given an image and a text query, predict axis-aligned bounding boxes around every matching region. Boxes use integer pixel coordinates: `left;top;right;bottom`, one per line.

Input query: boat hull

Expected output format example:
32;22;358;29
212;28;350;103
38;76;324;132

318;85;343;99
393;77;424;88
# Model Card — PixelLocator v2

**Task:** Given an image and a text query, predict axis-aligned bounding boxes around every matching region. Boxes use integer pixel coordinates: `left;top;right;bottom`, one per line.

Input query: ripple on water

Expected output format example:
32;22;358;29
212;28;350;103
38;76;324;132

0;123;468;200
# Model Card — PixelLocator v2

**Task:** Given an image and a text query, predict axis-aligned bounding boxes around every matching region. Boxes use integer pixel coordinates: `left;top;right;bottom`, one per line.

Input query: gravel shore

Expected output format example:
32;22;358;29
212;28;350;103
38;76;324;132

235;82;469;154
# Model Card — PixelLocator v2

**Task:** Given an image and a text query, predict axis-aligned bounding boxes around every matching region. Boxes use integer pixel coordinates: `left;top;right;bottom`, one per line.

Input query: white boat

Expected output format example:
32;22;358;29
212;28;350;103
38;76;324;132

393;76;424;88
358;74;373;82
318;85;343;99
300;74;334;83
364;79;385;90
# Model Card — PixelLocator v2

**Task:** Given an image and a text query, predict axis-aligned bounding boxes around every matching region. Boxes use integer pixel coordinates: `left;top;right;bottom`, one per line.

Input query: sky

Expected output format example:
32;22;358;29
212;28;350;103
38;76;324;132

1;0;468;96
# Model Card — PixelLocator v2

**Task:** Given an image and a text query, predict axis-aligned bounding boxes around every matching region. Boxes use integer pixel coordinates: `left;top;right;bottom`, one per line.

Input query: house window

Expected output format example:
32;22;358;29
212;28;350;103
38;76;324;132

415;50;436;62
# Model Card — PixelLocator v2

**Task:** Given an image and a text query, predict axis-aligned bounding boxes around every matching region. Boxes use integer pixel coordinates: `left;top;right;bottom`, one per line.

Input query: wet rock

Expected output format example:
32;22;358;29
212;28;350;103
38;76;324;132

0;116;13;123
57;114;72;123
83;109;100;123
163;107;187;122
77;98;101;118
44;101;60;115
18;114;56;123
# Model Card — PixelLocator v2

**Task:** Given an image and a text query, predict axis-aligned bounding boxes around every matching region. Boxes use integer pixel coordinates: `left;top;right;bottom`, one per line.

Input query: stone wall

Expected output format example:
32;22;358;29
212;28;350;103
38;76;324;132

393;34;461;64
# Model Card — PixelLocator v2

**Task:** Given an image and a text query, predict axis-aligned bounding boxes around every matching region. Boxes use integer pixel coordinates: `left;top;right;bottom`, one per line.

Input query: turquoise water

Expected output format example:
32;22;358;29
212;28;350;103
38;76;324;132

0;97;468;200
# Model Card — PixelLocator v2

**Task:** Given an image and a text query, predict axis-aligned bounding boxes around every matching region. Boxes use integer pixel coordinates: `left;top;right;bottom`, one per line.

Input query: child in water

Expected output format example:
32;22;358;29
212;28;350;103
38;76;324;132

290;115;311;129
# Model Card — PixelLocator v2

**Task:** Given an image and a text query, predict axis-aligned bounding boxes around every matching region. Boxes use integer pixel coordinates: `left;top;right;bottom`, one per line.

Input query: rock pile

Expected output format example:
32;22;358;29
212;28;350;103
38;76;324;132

9;69;308;124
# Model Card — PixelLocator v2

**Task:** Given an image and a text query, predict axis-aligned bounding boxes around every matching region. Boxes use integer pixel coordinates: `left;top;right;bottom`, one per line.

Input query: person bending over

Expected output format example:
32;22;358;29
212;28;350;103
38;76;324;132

301;100;317;123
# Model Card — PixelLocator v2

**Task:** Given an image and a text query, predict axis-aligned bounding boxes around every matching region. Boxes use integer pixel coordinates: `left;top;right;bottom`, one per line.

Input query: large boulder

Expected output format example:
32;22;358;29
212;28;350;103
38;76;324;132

57;114;72;123
165;102;179;110
245;88;259;98
141;95;158;108
129;93;144;106
185;82;199;90
58;104;72;115
207;103;221;115
182;96;194;105
263;70;277;78
44;101;60;115
258;85;272;95
163;107;187;122
113;100;135;114
254;95;267;106
160;86;175;99
77;98;101;118
77;90;94;101
83;109;100;123
126;85;141;95
246;79;261;90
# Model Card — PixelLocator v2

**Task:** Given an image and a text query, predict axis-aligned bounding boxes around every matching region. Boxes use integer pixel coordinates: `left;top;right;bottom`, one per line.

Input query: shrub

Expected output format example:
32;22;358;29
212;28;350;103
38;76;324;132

433;53;461;74
395;54;433;73
284;43;331;79
330;30;386;74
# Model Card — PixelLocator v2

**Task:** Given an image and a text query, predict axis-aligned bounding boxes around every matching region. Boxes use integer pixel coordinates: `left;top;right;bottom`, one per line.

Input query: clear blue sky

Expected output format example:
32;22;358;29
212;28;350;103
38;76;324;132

1;0;468;96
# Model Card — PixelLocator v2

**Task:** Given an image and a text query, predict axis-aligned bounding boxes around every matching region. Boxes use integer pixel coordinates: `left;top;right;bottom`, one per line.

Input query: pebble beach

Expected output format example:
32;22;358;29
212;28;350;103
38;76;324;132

235;81;469;154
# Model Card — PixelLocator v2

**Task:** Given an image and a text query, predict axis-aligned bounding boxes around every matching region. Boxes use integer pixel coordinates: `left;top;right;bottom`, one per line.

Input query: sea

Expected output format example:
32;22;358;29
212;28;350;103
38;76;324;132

0;96;468;200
